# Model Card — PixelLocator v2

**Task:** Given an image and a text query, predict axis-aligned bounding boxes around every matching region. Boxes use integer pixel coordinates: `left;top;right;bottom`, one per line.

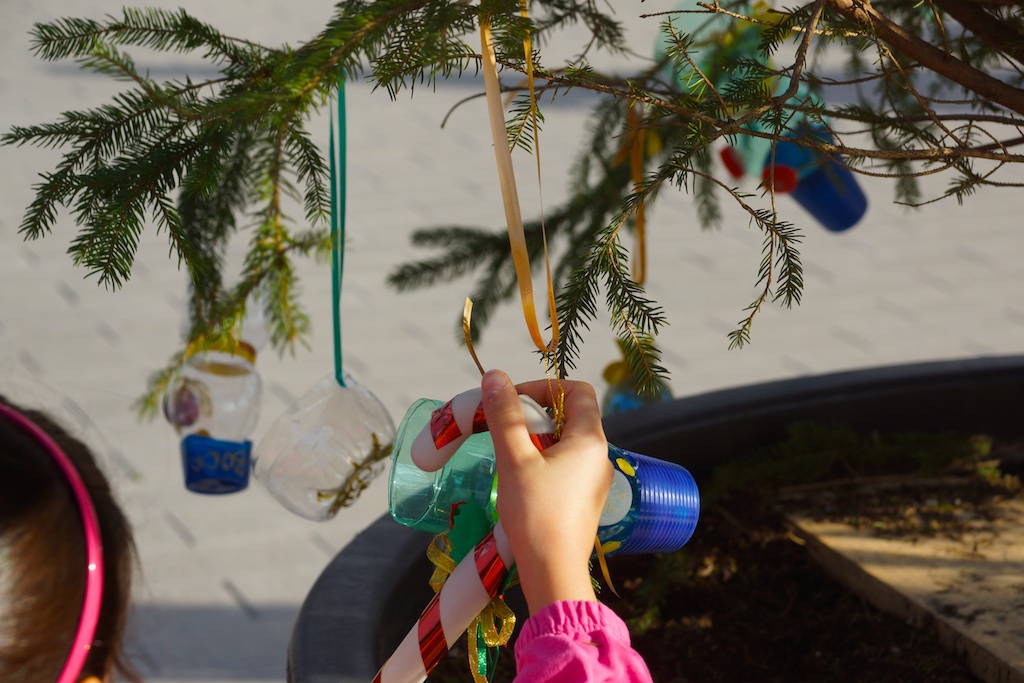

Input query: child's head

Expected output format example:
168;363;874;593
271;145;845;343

0;396;139;683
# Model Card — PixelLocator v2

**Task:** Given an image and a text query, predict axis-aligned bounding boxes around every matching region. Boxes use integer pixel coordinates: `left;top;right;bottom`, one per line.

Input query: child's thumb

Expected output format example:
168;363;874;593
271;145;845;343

481;370;532;463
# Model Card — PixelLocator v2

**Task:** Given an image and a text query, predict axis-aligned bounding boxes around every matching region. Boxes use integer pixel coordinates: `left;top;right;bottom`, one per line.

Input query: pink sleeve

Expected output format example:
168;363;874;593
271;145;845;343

513;600;653;683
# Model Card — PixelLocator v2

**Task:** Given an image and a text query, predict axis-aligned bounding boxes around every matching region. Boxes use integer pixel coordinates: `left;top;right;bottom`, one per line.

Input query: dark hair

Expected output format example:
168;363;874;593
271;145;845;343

0;396;140;683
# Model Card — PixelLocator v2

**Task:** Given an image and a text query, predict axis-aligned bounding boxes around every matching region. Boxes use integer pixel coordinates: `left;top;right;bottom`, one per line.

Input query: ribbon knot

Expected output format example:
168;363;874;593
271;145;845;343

468;596;516;683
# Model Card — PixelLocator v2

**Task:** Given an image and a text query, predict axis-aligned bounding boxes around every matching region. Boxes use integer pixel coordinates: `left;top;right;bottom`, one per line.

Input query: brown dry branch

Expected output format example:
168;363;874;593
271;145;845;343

826;0;1024;115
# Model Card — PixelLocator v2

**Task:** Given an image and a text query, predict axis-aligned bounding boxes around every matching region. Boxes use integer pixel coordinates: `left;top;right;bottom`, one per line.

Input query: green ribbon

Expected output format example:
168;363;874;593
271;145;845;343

329;81;347;388
441;501;512;683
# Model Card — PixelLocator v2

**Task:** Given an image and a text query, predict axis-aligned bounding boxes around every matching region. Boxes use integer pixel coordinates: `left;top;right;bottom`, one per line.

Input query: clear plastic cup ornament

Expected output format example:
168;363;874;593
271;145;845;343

251;84;396;520
163;340;262;494
252;373;395;520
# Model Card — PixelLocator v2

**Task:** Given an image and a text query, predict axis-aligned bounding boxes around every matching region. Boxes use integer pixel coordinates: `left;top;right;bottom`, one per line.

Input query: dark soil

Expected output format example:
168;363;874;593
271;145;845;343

428;432;1023;683
602;487;991;683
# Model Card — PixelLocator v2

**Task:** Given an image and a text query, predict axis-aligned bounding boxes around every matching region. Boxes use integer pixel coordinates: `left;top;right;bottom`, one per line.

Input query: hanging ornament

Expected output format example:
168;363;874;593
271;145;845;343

601;357;671;416
163;339;262;494
655;1;867;231
374;1;701;674
250;80;396;519
251;373;394;520
601;112;671;416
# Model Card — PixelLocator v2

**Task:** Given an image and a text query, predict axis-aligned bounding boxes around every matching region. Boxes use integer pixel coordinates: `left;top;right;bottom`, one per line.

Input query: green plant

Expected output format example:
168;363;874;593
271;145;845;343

703;421;988;503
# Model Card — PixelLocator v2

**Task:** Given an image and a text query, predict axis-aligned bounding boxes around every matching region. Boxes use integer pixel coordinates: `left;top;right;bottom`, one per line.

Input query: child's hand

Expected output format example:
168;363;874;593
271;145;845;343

481;369;612;615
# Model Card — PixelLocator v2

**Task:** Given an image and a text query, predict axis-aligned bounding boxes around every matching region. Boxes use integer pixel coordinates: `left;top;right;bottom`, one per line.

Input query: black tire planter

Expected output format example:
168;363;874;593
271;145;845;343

288;355;1024;683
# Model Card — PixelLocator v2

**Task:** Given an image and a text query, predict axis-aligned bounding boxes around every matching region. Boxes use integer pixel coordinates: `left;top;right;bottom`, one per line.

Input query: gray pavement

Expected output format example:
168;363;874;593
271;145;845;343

2;2;1023;682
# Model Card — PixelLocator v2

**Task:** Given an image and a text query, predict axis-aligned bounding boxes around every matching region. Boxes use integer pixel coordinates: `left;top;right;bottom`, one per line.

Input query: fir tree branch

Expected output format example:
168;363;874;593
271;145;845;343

8;0;1024;414
932;0;1024;68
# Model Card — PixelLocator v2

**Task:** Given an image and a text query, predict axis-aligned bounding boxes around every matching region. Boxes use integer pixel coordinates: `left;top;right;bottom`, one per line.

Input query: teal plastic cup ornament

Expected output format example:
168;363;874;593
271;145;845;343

389;391;700;556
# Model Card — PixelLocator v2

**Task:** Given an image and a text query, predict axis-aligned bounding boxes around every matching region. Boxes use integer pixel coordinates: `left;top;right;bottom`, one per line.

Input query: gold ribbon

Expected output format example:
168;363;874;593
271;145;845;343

594;534;620;599
611;102;649;287
627;103;647;286
184;337;257;367
479;12;559;357
426;532;458;594
463;298;486;376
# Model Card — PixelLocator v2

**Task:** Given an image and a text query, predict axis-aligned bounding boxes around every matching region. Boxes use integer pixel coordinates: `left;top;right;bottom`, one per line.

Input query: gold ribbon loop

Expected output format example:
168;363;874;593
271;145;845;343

426;532;457;594
478;596;516;646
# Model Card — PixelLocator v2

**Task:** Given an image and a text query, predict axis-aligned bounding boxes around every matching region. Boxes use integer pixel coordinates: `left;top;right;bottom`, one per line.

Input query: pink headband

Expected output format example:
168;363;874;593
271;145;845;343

0;404;105;683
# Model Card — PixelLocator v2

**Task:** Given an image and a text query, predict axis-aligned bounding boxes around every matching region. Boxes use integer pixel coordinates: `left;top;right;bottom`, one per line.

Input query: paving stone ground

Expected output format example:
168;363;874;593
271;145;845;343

2;2;1023;681
789;498;1024;683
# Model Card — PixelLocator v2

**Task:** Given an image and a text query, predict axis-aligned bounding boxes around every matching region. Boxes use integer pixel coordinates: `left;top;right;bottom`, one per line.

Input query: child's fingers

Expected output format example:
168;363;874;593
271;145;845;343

514;379;605;444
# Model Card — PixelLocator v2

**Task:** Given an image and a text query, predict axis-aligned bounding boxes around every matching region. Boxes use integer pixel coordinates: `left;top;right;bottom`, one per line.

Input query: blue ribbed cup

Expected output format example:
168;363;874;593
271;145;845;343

616;450;700;555
789;159;868;232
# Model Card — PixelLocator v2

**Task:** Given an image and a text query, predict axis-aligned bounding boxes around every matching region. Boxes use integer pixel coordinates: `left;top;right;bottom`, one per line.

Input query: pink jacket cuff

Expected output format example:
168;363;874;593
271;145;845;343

514;600;653;683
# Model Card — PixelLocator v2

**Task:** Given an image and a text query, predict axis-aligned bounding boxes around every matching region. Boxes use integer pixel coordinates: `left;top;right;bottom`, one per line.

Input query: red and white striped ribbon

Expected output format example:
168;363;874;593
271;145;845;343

372;522;515;683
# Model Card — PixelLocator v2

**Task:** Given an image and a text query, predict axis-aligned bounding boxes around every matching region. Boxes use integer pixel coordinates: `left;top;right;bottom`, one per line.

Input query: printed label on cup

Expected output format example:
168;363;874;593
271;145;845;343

599;469;633;526
181;434;252;494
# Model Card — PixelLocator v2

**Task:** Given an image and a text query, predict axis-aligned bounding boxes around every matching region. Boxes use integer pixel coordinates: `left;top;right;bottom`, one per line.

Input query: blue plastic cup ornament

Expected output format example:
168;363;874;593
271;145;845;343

389;398;700;557
770;126;869;232
252;374;396;521
656;3;869;232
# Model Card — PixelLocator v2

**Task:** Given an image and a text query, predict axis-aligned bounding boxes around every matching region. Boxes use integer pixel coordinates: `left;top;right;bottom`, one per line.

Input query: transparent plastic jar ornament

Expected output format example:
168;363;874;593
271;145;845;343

163;341;262;494
389;396;700;557
252;373;396;521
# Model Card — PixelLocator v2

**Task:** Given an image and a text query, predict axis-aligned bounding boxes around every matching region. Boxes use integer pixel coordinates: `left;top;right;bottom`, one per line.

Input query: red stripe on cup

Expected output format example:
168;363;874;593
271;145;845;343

529;433;557;451
471;403;488;434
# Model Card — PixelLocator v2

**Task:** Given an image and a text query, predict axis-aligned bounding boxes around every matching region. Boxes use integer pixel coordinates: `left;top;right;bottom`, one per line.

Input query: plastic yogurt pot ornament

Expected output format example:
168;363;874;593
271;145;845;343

163;341;262;494
252;373;396;521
